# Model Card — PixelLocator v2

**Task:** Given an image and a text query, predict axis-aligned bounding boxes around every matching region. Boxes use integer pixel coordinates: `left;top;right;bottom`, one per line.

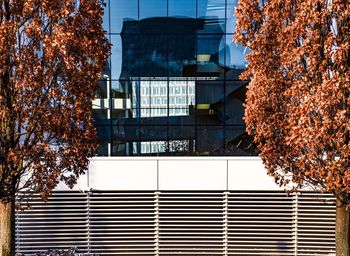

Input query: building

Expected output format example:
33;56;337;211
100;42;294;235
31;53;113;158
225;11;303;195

15;1;336;255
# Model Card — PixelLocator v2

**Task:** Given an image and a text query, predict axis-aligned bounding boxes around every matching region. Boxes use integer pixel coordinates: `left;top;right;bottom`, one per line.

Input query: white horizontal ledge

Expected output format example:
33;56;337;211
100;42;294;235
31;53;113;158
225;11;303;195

55;157;283;191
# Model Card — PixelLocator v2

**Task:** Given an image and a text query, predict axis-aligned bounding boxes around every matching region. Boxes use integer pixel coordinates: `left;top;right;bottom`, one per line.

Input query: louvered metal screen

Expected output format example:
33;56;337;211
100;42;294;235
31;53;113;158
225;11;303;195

15;192;89;254
89;192;156;255
227;192;295;255
297;192;336;256
158;192;225;255
16;191;336;255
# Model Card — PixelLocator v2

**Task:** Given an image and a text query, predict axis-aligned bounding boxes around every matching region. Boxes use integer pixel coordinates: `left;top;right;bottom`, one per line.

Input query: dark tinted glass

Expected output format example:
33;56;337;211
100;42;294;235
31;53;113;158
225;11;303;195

97;0;255;156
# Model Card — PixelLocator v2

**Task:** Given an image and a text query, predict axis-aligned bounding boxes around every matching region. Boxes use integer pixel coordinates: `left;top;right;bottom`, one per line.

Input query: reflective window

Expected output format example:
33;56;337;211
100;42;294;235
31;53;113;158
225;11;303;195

226;0;238;33
102;0;110;32
140;0;167;19
110;0;138;33
197;0;226;33
97;0;256;156
110;35;122;80
225;35;247;70
169;0;196;18
111;34;140;80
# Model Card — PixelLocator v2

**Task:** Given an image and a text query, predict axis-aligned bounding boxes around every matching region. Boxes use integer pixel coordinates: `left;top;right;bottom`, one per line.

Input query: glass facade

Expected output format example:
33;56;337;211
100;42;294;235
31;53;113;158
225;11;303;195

94;0;257;156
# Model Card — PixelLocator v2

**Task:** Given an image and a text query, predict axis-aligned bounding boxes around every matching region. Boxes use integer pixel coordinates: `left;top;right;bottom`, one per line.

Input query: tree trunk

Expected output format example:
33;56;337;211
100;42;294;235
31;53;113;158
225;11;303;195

336;198;350;256
0;200;15;256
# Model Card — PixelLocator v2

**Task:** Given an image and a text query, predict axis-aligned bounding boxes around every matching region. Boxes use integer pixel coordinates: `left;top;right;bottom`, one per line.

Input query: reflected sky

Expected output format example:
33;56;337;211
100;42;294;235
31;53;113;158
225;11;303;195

106;0;246;80
107;0;238;32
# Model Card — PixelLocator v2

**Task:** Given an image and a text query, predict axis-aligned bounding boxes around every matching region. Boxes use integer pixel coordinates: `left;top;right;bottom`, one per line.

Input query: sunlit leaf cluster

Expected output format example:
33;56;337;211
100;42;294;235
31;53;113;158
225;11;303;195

0;0;110;202
235;0;349;203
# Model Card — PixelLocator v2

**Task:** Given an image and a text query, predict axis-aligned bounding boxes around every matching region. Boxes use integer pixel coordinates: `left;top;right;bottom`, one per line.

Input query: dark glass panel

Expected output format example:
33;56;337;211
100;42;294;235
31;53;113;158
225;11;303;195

111;142;127;156
96;142;109;156
139;0;167;19
224;80;246;125
110;0;138;33
196;34;225;80
112;125;139;156
224;126;259;156
168;126;195;142
169;0;196;18
196;126;225;155
168;17;205;35
195;80;224;105
138;35;168;77
96;125;112;146
168;109;195;126
195;80;225;125
112;125;140;144
168;35;196;77
111;109;126;120
93;108;108;123
138;108;169;126
139;125;168;144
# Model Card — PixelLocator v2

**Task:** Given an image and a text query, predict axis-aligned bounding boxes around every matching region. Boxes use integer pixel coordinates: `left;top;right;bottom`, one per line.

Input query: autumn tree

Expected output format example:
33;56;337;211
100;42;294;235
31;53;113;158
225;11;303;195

234;0;349;254
0;1;110;255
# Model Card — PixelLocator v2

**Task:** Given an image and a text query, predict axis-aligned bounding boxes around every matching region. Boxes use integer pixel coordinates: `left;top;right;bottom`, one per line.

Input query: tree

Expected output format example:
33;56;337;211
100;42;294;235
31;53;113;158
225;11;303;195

0;1;110;255
234;0;349;255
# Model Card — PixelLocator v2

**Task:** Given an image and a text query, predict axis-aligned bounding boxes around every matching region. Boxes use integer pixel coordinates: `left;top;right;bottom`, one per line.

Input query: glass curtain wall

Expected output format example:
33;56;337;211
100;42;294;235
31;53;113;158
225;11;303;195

94;0;257;156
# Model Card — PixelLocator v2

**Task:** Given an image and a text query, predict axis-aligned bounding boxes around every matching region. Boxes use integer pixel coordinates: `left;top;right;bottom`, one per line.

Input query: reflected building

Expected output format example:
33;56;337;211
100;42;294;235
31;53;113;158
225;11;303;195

94;0;257;156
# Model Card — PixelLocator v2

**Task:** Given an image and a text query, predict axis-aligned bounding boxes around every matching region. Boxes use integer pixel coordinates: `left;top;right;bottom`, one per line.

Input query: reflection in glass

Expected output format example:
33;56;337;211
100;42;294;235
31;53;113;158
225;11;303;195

196;126;224;155
226;0;238;33
110;0;138;33
197;0;226;32
93;77;109;122
197;34;226;79
224;126;258;156
224;81;246;125
110;35;122;80
138;140;192;155
102;0;109;32
139;0;167;19
225;35;247;69
97;0;255;156
169;0;196;18
131;79;195;118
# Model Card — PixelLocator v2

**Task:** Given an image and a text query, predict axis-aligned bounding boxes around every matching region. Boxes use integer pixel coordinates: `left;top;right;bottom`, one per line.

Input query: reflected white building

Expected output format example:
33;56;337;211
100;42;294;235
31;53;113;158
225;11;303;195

132;78;196;118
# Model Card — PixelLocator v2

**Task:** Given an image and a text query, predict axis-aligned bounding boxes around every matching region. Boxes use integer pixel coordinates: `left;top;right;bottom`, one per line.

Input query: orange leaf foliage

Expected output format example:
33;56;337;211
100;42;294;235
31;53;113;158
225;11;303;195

0;0;110;202
234;0;350;203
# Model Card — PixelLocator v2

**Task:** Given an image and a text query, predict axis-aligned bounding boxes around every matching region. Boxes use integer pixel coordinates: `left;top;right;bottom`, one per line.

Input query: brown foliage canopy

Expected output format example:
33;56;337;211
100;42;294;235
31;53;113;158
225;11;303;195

234;0;350;203
0;0;110;202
